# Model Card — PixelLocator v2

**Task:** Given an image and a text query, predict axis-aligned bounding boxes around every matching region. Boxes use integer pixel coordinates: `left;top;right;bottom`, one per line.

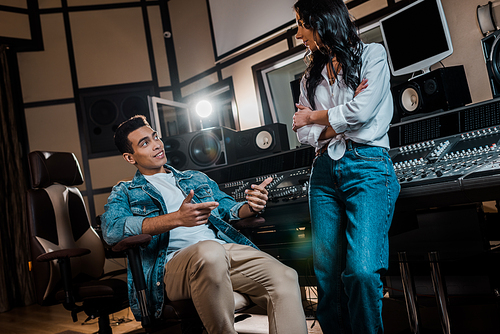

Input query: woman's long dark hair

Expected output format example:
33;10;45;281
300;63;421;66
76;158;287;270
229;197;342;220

294;0;363;109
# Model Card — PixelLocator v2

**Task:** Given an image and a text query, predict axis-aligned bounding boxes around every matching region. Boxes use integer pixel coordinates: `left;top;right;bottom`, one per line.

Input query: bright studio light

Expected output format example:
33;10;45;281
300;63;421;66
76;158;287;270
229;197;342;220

195;100;213;118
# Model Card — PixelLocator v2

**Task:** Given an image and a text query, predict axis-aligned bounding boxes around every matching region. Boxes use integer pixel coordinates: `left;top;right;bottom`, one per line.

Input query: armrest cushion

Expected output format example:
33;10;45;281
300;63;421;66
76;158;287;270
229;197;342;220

112;234;152;253
36;248;90;262
232;216;266;230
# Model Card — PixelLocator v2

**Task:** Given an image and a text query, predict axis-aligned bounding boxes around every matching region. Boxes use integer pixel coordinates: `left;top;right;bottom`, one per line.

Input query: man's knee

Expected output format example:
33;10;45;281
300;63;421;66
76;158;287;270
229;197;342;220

272;265;301;296
188;241;229;277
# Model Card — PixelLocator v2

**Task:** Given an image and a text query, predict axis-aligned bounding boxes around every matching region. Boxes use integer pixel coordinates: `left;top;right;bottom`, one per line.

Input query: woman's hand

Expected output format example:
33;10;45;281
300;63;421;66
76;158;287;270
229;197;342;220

292;79;367;133
292;104;313;132
355;78;368;98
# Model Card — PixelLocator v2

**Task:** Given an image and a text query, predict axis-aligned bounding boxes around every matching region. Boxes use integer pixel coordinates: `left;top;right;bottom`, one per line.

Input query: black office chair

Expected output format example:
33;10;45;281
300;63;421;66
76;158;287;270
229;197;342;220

109;218;265;333
26;151;129;334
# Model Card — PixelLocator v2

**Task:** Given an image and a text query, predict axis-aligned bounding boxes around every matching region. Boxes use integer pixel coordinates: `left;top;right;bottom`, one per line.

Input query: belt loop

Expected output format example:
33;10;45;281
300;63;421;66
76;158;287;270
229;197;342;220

346;139;353;151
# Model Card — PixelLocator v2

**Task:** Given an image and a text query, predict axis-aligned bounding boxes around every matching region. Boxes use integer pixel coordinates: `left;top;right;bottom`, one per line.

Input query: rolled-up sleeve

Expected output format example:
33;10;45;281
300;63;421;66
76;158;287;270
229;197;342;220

296;78;327;148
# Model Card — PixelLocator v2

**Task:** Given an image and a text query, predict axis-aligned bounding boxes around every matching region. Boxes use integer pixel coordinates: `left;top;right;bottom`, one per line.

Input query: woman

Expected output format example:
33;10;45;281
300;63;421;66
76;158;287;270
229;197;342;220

292;0;400;333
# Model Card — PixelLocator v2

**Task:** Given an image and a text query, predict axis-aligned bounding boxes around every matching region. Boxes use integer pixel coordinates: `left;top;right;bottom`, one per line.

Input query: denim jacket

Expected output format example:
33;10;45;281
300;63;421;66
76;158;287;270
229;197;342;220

101;164;257;321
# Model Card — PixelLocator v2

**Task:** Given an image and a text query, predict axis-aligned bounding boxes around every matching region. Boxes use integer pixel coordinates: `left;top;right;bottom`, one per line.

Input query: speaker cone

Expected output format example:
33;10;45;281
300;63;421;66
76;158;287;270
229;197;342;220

122;95;148;119
424;79;438;95
163;138;181;152
167;151;187;169
89;99;118;126
255;130;274;150
189;132;221;166
400;86;421;114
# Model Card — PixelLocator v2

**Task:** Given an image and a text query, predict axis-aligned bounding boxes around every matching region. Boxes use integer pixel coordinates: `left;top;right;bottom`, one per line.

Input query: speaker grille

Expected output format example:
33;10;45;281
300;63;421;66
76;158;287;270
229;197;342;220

79;83;154;155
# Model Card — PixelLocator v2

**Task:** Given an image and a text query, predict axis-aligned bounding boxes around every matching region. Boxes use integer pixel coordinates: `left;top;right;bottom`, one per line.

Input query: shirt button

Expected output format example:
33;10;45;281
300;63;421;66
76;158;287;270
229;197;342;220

156;282;161;286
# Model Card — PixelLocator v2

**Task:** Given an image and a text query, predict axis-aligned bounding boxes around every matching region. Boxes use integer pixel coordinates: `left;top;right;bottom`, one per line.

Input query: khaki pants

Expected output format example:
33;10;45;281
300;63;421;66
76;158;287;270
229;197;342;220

163;240;308;334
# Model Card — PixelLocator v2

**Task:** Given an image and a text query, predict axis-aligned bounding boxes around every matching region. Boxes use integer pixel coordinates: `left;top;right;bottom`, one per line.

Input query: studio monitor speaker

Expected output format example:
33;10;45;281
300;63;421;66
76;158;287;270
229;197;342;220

79;83;154;155
392;66;471;119
163;127;237;171
482;29;500;98
233;123;290;162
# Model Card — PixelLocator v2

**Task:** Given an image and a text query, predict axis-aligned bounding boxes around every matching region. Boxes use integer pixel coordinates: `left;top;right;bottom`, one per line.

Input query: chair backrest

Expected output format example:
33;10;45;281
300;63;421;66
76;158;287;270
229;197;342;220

27;151;105;305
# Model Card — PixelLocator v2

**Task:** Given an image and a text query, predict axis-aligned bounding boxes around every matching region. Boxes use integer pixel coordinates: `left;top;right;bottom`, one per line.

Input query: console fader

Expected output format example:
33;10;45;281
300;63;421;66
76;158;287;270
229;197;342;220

389;125;500;188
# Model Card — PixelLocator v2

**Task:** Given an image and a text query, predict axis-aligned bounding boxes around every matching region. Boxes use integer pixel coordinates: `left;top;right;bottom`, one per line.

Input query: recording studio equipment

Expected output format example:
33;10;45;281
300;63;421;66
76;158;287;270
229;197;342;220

387;97;500;209
390;125;500;207
206;146;315;280
482;29;500;98
476;1;499;36
164;127;238;171
379;0;453;77
392;66;471;118
232;123;290;162
79;83;154;155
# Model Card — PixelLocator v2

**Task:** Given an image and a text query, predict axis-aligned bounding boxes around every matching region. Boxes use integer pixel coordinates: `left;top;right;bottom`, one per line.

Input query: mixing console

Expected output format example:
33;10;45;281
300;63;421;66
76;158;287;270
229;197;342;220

390;127;500;188
219;166;311;208
390;126;500;187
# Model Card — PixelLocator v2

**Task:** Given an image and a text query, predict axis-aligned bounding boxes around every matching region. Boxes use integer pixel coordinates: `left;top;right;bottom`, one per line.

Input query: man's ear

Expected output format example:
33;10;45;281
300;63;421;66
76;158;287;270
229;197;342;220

123;152;136;165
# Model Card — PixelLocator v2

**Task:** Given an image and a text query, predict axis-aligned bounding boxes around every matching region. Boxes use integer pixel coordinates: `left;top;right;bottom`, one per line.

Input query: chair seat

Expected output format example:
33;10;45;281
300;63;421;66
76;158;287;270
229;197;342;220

162;291;251;320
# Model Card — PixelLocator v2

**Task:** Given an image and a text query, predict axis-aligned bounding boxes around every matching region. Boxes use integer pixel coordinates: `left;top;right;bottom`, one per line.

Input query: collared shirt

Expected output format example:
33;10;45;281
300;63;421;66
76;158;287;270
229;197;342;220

296;43;394;160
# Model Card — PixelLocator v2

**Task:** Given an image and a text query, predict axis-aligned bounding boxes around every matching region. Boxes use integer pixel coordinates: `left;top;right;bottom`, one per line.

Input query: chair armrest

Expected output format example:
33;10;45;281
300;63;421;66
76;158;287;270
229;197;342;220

36;248;90;262
36;248;90;318
111;234;152;252
232;216;266;230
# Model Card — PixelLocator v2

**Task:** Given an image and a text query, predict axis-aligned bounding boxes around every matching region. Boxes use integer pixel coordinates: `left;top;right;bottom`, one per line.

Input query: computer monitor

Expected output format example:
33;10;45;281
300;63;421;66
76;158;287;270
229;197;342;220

379;0;453;77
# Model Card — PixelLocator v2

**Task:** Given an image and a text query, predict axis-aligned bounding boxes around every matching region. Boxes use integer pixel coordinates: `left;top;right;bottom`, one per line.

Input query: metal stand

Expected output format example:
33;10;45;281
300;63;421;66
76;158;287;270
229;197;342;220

428;251;451;334
398;251;420;334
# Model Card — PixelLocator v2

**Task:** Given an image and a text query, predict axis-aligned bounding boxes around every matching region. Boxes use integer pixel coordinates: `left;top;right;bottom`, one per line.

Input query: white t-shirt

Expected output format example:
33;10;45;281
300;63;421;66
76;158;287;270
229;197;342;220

144;172;225;262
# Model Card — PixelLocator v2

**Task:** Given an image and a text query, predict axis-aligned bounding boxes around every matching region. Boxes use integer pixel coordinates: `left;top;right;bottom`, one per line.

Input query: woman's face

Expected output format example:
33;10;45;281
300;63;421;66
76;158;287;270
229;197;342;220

295;11;321;52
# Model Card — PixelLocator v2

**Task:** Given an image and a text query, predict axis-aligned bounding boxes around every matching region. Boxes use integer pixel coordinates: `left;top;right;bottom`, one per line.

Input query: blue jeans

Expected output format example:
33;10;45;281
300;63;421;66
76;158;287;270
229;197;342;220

309;141;400;334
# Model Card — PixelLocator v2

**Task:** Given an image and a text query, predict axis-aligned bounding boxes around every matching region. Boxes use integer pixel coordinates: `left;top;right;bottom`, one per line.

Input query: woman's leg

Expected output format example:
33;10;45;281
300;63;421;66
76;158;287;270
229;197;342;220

340;146;400;334
309;153;352;333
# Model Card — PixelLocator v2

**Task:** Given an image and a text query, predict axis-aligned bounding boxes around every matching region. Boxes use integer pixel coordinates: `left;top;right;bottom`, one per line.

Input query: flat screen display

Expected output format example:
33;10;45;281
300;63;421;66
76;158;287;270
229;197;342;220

379;0;453;76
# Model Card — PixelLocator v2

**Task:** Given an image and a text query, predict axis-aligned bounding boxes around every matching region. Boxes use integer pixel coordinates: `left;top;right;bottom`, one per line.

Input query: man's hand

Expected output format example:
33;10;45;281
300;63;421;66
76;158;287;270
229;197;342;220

141;190;219;235
245;177;272;214
176;190;219;227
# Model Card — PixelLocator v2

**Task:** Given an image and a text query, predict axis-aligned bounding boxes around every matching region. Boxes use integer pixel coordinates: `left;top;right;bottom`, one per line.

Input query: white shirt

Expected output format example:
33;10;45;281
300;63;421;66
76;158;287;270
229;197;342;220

144;172;225;262
296;43;394;160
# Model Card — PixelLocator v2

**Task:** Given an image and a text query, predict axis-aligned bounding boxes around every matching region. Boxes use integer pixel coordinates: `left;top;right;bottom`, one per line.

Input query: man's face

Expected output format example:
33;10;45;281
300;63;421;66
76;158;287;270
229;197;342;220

123;125;167;175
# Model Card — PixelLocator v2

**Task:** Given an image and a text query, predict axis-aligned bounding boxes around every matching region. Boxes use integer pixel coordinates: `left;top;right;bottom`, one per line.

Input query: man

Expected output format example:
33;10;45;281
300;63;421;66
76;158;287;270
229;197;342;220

101;115;307;334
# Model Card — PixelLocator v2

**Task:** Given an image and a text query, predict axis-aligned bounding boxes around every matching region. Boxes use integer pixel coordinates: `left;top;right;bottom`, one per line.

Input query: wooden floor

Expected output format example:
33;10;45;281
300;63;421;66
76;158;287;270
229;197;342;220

2;295;498;334
0;303;323;334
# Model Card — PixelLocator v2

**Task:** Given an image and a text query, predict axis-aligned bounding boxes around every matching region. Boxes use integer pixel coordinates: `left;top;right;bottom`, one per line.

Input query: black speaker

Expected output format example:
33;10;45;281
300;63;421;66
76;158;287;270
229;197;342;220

79;83;154;155
163;127;237;171
392;66;471;119
482;29;500;98
233;123;290;163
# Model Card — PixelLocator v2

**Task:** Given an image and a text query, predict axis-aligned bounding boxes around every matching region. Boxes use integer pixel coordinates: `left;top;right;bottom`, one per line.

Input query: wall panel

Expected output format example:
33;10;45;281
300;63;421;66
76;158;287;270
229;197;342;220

169;0;214;82
148;5;171;87
17;14;73;103
70;7;151;88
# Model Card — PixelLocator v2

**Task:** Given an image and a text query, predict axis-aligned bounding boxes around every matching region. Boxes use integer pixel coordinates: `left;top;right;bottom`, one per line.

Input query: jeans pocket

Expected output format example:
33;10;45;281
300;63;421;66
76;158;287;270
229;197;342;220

353;146;385;162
